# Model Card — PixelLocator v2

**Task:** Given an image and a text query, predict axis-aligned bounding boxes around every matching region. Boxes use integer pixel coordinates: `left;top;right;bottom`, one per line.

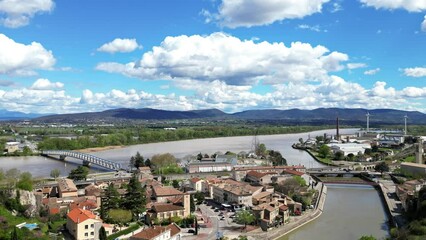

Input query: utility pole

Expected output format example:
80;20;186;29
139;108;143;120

404;115;408;135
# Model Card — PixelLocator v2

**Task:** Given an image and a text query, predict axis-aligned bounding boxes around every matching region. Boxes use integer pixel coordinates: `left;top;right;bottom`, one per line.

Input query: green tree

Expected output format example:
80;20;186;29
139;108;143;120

11;227;19;240
123;174;146;221
99;226;107;240
16;172;33;191
172;180;180;189
151;153;177;172
194;191;205;205
21;146;32;156
255;143;267;157
234;210;255;230
144;158;151;168
318;145;331;158
50;169;61;179
359;235;376;240
293;176;307;187
68;166;89;181
334;151;344;160
190;195;195;212
103;183;122;211
374;162;389;174
269;150;287;166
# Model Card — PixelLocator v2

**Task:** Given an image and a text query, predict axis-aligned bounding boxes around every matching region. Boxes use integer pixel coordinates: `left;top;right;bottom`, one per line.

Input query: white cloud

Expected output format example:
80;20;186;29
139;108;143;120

97;38;141;53
96;32;348;85
30;78;63;90
331;2;343;13
297;24;323;32
0;0;54;28
347;63;367;70
360;0;426;12
422;15;426;32
403;67;426;77
401;86;426;98
364;68;380;75
204;0;330;28
0;34;56;75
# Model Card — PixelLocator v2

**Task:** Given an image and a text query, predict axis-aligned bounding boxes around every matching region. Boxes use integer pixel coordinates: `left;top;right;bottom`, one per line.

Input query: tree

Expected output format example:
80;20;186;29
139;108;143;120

11;227;19;240
68;166;89;181
347;153;355;161
103;183;122;211
194;192;205;205
99;226;107;240
275;178;301;196
144;158;151;168
334;151;344;160
269;150;287;166
190;195;195;212
359;235;376;240
50;169;61;179
172;180;180;189
197;153;203;160
16;172;33;191
133;151;145;168
298;138;304;144
318;145;331;158
234;210;255;230
374;162;389;174
151;153;177;171
21;146;32;156
255;143;267;157
123;174;146;221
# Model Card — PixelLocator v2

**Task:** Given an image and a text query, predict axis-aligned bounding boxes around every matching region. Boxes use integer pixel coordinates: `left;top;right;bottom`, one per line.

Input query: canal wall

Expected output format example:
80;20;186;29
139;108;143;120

376;183;397;228
247;182;327;240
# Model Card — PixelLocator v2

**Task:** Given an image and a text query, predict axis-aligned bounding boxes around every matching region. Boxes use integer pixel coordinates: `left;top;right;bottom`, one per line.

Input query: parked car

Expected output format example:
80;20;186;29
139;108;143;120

188;229;195;233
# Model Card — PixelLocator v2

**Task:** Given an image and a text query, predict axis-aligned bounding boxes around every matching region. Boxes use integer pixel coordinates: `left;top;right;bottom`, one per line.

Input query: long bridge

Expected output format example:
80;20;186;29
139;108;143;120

41;150;122;171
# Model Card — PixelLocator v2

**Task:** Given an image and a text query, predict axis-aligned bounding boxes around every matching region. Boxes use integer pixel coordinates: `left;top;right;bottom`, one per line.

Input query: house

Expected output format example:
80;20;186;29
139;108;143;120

252;200;290;231
215;154;238;165
212;179;263;207
252;191;274;205
58;178;78;198
152;186;190;217
146;203;186;223
66;208;103;240
245;171;277;185
130;223;181;240
327;143;371;156
400;162;426;177
396;179;426;211
186;162;232;173
4;142;20;153
189;178;204;192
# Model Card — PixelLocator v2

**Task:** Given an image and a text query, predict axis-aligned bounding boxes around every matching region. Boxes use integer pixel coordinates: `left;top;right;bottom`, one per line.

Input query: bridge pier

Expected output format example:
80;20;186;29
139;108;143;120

82;160;91;167
59;155;66;161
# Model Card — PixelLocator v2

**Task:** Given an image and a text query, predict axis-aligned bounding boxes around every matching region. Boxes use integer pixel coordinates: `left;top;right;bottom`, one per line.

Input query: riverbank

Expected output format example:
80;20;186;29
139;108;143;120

247;182;327;240
76;145;125;153
305;149;339;167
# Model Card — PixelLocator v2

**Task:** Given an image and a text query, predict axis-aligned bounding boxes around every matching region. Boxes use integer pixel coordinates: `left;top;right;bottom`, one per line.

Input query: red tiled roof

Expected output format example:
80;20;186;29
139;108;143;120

190;177;201;183
166;223;181;237
279;205;289;211
152;203;184;213
67;208;98;224
153;186;185;196
130;226;167;240
246;170;276;179
49;207;60;215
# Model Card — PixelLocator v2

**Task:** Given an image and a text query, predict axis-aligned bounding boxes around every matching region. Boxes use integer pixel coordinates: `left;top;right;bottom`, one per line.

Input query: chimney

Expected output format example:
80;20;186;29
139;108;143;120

336;117;340;141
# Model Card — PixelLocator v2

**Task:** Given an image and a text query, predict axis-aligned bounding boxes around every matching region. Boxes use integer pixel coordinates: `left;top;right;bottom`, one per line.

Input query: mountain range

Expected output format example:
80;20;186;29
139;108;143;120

26;107;426;125
0;109;44;120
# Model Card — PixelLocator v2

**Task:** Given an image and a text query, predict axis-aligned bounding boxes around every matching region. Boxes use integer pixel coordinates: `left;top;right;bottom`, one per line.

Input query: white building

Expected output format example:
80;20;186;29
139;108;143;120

327;143;371;156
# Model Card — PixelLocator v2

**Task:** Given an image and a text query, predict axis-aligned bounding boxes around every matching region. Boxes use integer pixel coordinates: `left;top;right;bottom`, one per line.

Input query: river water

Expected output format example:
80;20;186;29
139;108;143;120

280;184;389;240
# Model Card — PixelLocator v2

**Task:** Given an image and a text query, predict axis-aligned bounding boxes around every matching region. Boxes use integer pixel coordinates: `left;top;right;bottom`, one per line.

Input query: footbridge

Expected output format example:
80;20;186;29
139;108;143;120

41;150;122;171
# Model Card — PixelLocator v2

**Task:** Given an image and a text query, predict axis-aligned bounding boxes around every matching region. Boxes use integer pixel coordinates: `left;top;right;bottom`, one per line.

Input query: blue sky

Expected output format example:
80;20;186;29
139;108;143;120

0;0;425;114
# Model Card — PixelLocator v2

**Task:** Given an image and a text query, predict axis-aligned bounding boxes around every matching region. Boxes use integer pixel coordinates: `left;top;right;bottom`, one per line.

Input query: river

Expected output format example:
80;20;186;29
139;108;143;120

280;184;389;240
0;128;357;177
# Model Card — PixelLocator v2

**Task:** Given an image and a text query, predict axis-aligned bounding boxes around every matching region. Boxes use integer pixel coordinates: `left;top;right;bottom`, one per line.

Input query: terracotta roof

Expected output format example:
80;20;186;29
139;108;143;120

279;205;289;211
246;171;276;179
190;177;202;183
57;178;77;192
152;204;184;213
49;207;60;215
282;169;305;176
67;208;99;224
166;223;181;237
69;199;98;211
253;191;272;200
153;186;185;196
130;226;168;240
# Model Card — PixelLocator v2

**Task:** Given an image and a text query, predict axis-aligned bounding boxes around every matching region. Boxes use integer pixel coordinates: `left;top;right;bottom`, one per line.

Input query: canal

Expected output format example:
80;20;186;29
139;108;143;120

280;184;389;240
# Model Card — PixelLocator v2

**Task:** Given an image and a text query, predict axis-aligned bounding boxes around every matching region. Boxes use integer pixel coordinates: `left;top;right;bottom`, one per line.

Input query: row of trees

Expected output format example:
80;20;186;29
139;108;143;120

36;125;325;151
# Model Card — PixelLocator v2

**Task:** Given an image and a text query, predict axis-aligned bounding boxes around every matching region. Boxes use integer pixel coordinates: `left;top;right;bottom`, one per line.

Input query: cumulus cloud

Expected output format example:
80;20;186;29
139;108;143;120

96;32;348;85
0;0;54;28
360;0;426;12
364;68;380;75
30;78;63;90
0;34;56;76
347;63;367;70
203;0;330;28
403;67;426;77
97;38;141;53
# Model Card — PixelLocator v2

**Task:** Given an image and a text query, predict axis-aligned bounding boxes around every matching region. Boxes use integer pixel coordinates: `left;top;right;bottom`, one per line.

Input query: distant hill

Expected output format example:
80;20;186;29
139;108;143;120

0;109;44;121
35;108;228;122
33;107;426;125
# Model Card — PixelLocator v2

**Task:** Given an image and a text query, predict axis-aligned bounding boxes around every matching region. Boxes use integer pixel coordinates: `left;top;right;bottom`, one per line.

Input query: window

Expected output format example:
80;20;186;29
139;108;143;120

91;232;94;236
84;233;88;237
85;225;88;229
90;224;94;228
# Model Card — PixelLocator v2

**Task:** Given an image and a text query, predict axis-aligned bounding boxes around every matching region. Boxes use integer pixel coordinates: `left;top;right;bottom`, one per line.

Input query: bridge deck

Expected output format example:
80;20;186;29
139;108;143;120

41;150;122;171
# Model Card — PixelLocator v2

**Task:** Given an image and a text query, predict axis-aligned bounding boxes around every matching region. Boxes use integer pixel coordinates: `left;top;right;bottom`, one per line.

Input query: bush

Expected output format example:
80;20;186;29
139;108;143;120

107;224;140;240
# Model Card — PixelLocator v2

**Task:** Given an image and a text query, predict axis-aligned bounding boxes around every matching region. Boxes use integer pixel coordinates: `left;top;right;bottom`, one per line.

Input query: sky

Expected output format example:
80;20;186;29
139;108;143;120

0;0;426;114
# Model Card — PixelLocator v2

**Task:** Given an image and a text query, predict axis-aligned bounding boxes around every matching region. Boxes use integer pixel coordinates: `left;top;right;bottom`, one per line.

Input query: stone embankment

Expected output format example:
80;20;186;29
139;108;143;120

247;183;327;240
